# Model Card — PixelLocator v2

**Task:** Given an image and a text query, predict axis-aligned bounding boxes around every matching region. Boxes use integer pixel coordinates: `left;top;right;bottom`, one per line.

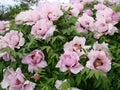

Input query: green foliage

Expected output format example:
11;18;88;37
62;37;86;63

0;3;29;20
18;0;38;5
112;4;120;12
60;81;71;90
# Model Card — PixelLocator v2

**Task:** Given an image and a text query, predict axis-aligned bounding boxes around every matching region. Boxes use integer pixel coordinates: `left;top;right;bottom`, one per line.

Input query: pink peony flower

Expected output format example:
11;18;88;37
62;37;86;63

0;21;5;31
22;49;47;73
62;3;79;16
94;4;107;10
62;2;83;17
15;10;40;25
94;19;118;39
56;51;84;74
93;42;109;51
0;38;15;62
112;12;120;22
64;36;90;56
31;19;56;39
2;53;16;62
0;39;8;59
86;50;111;72
0;38;8;49
22;80;36;90
1;68;36;90
71;0;84;15
96;7;117;24
38;1;63;21
93;42;112;60
76;14;94;33
83;9;93;16
1;68;25;89
3;30;25;49
0;21;9;34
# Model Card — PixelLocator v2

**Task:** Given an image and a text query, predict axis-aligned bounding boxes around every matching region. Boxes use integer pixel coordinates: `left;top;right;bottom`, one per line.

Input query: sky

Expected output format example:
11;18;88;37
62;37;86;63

0;0;20;5
0;0;70;6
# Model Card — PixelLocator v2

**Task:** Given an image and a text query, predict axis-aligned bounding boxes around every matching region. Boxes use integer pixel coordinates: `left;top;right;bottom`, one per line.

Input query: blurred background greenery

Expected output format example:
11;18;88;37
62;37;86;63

0;0;38;20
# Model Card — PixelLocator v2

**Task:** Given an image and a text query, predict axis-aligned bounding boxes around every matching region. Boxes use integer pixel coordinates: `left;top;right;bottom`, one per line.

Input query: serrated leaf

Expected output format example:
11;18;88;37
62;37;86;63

41;46;51;53
112;62;120;68
51;37;57;44
76;74;82;86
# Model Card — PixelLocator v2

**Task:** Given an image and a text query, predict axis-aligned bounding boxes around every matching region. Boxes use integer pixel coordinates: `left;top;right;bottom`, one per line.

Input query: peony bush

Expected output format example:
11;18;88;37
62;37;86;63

0;0;120;90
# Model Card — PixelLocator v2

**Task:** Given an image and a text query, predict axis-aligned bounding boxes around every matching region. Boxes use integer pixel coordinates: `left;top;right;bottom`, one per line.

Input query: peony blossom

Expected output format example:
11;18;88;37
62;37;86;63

93;42;109;51
93;42;112;60
96;7;117;24
83;9;93;16
1;68;25;89
15;10;40;25
94;4;107;10
31;19;56;39
64;36;90;56
94;19;118;39
0;21;5;32
22;49;47;73
0;38;9;50
3;30;25;49
76;13;94;33
56;51;84;74
0;21;9;34
22;80;36;90
0;38;15;61
38;1;63;21
62;1;83;17
112;12;120;22
70;0;84;15
62;3;79;16
1;53;15;62
1;68;36;90
86;50;111;72
55;79;81;90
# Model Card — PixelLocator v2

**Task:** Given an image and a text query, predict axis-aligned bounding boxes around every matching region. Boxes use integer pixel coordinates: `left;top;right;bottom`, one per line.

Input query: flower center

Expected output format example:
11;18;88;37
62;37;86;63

79;23;86;29
15;79;22;85
31;55;35;59
93;59;103;68
74;44;82;51
30;52;43;65
85;21;90;25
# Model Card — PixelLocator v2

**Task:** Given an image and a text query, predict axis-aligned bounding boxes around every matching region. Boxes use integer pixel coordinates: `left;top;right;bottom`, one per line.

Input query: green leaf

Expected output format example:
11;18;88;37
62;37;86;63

75;74;82;86
41;46;51;53
0;63;4;82
112;4;120;12
60;81;70;90
51;37;57;44
112;62;120;68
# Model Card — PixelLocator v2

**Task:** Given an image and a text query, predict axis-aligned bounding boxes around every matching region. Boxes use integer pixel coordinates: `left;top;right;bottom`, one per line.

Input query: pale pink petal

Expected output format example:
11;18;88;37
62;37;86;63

22;80;36;90
70;63;84;74
37;61;48;68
